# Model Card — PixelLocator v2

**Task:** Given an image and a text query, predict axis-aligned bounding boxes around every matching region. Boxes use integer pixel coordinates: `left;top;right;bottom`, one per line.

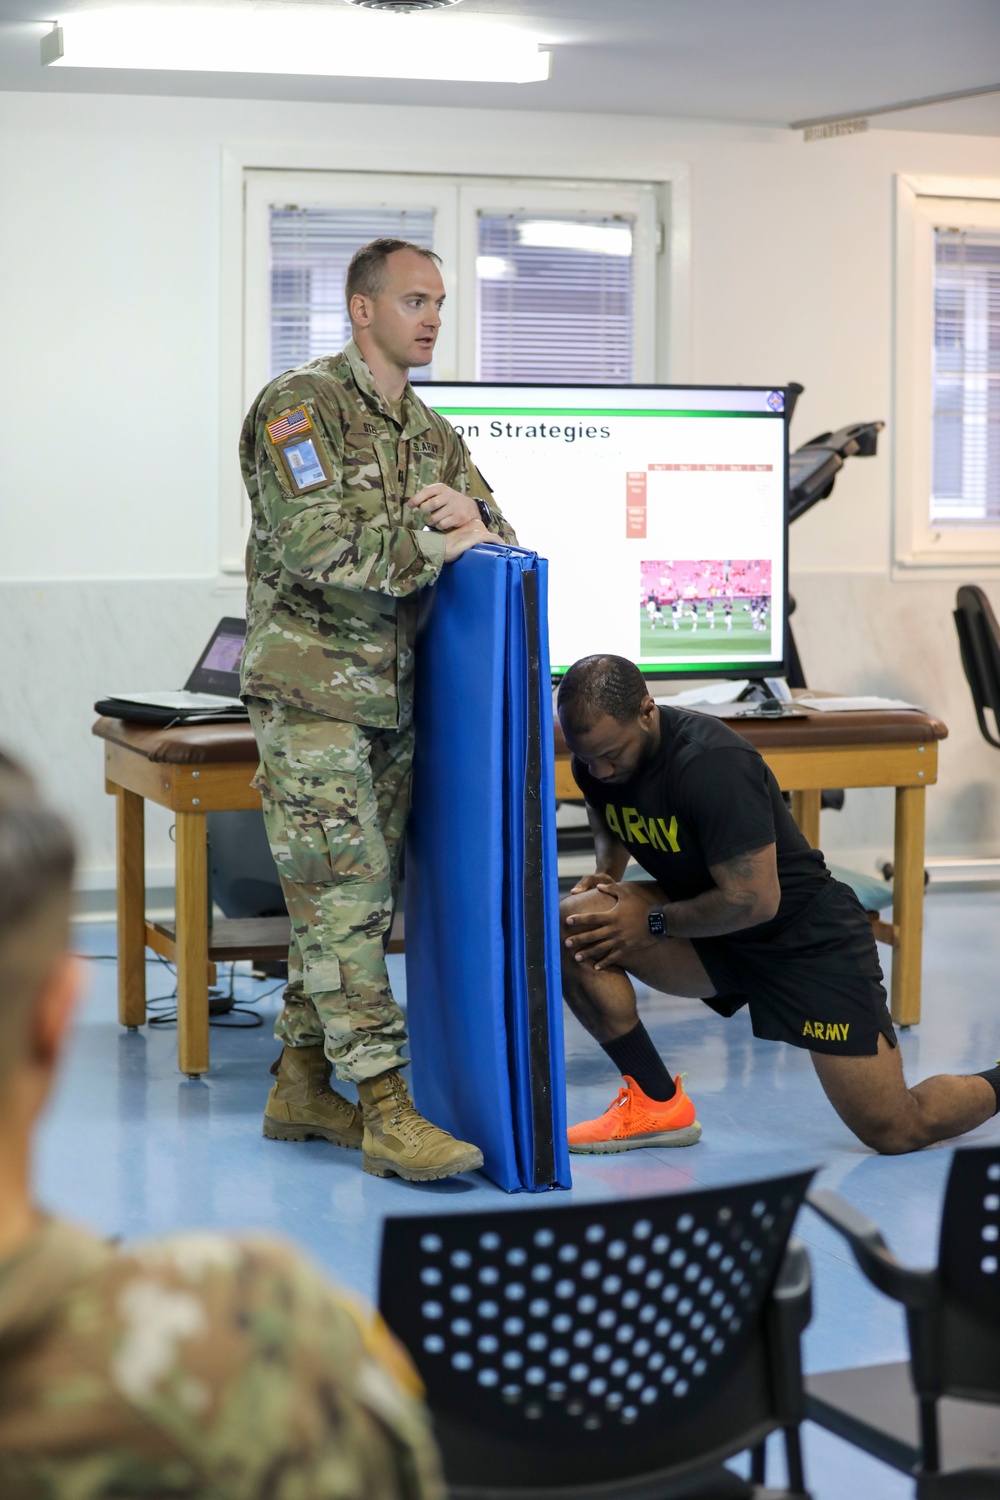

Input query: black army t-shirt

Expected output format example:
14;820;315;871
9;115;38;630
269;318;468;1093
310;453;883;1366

571;706;830;940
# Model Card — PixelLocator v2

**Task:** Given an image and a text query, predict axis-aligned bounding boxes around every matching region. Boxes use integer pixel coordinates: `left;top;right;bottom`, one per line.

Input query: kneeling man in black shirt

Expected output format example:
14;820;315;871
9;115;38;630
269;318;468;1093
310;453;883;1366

558;654;1000;1155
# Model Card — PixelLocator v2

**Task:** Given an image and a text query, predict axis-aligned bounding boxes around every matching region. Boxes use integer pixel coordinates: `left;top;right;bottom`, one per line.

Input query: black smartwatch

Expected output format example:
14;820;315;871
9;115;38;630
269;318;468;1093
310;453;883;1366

647;906;668;938
475;497;495;530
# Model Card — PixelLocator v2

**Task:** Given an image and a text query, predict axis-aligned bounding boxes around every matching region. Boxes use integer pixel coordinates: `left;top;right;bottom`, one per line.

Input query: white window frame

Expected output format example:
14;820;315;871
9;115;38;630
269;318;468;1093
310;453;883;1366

244;171;460;409
894;174;1000;575
219;147;685;575
454;179;658;383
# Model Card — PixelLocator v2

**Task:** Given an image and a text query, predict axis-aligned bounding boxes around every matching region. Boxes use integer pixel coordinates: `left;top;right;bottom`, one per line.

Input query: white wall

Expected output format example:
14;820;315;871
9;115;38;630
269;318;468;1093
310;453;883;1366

2;90;999;897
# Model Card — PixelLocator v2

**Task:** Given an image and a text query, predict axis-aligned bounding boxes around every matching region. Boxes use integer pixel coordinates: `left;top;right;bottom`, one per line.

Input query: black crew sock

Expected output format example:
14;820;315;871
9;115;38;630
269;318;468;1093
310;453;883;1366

976;1064;1000;1115
600;1022;676;1102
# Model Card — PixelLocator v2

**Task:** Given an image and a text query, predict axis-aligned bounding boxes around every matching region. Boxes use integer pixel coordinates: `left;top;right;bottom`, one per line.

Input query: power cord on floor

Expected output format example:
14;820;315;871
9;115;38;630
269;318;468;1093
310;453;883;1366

75;950;285;1028
147;956;279;1029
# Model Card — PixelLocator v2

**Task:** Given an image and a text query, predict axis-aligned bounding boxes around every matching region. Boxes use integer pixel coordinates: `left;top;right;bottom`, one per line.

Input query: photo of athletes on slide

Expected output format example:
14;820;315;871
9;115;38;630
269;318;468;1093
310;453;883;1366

640;559;773;659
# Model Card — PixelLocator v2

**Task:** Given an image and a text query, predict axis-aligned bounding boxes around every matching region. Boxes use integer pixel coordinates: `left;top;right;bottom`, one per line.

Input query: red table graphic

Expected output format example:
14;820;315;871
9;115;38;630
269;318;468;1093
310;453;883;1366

626;471;647;537
627;464;775;537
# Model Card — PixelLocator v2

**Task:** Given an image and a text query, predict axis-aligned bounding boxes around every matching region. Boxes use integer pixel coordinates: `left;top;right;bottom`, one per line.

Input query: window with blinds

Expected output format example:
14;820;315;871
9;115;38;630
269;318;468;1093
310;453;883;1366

932;228;1000;526
269;206;436;381
476;214;635;383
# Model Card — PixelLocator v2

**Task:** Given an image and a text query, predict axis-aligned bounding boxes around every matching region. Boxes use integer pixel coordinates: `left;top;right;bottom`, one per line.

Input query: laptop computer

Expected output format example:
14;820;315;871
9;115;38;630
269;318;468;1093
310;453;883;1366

97;617;249;725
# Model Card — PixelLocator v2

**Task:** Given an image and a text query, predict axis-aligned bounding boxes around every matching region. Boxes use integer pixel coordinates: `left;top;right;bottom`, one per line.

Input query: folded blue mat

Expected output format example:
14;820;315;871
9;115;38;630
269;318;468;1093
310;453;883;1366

406;545;571;1193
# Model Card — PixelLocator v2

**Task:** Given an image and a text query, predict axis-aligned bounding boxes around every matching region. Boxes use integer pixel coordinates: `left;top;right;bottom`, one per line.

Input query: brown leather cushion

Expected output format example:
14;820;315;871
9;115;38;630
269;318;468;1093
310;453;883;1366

93;716;260;765
553;704;948;757
95;699;949;770
714;708;947;750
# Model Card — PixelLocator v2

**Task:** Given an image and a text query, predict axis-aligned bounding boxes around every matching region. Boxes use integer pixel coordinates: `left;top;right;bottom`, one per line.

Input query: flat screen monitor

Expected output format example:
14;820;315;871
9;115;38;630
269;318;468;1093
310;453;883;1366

423;382;789;680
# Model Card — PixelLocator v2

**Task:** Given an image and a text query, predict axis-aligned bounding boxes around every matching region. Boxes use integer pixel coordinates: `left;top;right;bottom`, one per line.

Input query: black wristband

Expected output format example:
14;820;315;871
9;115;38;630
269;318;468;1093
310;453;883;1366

475;497;494;530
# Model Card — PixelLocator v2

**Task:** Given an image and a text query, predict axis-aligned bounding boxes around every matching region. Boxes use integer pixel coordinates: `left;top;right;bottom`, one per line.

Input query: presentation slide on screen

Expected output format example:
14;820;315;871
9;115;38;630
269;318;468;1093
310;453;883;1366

426;384;787;676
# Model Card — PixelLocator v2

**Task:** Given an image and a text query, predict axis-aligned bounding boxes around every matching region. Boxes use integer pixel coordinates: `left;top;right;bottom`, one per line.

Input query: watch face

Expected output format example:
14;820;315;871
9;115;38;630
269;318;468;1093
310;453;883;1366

648;908;666;937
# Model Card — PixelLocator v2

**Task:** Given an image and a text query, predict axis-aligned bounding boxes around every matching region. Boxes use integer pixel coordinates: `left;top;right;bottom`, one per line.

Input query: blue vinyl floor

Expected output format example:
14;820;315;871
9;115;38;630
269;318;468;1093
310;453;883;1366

42;890;1000;1499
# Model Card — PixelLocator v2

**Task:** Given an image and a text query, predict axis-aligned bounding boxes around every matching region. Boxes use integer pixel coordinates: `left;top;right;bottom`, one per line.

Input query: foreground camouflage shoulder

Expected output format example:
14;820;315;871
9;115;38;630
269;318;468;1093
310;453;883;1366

0;1219;443;1500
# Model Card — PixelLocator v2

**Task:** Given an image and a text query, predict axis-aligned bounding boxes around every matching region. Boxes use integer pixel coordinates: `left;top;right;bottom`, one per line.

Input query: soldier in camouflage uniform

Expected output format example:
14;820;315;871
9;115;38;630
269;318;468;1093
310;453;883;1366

240;238;518;1181
0;755;443;1499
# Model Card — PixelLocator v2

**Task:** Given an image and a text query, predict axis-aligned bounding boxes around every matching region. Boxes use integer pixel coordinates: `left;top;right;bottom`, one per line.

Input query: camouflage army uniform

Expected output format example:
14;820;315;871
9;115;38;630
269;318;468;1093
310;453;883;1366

240;340;516;1081
0;1217;443;1499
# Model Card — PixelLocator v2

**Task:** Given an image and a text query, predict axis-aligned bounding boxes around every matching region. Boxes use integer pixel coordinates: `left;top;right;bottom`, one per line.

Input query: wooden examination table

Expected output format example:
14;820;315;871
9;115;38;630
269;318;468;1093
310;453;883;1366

95;702;946;1075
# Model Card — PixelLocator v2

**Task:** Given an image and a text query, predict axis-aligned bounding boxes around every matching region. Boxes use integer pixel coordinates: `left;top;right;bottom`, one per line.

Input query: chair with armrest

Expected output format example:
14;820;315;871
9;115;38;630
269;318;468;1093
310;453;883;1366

954;585;1000;749
379;1171;815;1500
806;1145;1000;1498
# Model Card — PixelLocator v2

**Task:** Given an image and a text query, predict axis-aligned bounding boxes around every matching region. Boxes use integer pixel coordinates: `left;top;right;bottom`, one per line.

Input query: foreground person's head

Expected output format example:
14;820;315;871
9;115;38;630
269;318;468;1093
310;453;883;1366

557;655;659;784
0;755;79;1144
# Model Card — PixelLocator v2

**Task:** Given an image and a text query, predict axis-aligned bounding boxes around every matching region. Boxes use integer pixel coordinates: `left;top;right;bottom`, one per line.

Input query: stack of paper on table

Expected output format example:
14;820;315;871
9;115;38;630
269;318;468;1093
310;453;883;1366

796;695;926;713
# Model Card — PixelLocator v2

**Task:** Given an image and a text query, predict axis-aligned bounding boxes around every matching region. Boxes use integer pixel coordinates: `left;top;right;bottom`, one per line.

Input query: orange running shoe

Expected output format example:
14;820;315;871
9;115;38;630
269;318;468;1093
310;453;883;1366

567;1075;701;1154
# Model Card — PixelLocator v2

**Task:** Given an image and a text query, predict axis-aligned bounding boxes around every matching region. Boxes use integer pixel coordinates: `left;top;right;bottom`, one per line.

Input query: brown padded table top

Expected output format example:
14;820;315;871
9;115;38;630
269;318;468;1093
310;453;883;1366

552;705;948;759
96;700;948;769
93;716;260;765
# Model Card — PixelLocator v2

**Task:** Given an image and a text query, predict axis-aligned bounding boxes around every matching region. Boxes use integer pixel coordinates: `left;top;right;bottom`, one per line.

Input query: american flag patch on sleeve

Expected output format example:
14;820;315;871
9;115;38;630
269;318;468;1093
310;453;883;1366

266;407;311;443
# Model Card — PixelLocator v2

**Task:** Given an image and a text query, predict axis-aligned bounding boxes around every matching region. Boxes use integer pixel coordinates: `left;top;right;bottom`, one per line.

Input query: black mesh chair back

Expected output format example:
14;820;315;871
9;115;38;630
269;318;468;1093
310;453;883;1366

954;585;1000;749
379;1170;814;1498
932;1145;1000;1403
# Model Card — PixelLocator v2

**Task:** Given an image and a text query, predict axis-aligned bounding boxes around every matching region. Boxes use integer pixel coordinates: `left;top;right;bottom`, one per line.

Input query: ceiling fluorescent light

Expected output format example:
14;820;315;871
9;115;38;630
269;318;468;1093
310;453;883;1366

42;7;550;84
517;221;633;256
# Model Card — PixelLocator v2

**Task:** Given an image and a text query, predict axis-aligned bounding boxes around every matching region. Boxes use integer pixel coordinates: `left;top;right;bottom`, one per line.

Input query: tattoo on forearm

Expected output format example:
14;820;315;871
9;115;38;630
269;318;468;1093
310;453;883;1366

721;851;760;883
720;887;758;919
664;843;778;937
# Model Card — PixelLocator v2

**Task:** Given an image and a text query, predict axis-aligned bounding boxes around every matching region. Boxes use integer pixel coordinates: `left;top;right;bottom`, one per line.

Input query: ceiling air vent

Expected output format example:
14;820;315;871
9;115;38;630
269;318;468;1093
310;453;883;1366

343;0;464;10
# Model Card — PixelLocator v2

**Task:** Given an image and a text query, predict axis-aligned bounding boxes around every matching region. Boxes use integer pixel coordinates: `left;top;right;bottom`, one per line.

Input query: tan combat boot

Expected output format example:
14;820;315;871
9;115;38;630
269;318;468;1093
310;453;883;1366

263;1045;363;1150
356;1070;484;1181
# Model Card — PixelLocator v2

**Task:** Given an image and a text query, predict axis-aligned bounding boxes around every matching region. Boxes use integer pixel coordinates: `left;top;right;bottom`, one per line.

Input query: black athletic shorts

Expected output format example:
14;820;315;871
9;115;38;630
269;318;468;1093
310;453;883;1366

691;877;897;1057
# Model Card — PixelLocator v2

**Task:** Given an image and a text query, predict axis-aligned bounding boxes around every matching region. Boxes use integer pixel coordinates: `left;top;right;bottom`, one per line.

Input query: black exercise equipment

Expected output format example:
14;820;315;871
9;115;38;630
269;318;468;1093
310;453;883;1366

779;405;884;815
784;410;885;691
806;1146;1000;1496
954;584;1000;750
787;418;885;527
379;1169;816;1499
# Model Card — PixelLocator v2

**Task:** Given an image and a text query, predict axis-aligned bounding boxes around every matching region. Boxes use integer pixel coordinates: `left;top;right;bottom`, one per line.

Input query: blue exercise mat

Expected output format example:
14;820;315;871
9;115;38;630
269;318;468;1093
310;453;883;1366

406;545;571;1193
